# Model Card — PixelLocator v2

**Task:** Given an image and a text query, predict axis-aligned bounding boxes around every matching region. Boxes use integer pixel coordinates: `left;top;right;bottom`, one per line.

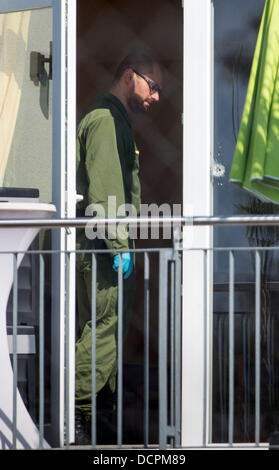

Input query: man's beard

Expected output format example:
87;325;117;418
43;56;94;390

127;94;150;115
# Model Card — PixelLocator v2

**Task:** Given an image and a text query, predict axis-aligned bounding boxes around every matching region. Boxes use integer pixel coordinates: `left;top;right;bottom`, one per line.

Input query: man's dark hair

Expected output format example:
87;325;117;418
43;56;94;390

113;51;157;82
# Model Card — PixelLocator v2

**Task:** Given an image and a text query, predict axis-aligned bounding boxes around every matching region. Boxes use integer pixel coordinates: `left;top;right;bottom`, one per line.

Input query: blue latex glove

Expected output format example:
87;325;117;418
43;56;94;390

113;253;133;279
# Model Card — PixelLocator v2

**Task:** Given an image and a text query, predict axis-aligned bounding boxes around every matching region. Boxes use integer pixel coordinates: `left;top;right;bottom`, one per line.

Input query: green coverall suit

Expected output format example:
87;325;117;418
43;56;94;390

75;93;141;420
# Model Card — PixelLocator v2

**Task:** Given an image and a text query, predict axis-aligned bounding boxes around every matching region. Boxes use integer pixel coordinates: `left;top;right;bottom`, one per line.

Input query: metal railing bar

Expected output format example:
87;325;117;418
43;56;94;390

158;250;169;449
170;260;175;446
182;246;279;252
266;313;272;406
174;251;182;447
228;251;235;445
117;255;123;448
203;249;208;447
143;252;150;448
224;316;229;438
271;314;275;405
0;248;172;256
183;443;269;449
91;253;97;448
195;246;279;251
0;216;188;231
39;254;45;449
255;251;261;445
12;253;18;450
247;314;252;435
65;252;70;449
2;245;279;258
242;315;248;437
0;216;189;229
217;315;225;441
4;245;279;258
2;213;279;229
192;215;279;227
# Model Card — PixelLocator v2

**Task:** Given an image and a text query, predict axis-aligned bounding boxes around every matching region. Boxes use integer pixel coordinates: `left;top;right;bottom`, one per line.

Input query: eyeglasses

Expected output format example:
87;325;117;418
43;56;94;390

132;69;162;96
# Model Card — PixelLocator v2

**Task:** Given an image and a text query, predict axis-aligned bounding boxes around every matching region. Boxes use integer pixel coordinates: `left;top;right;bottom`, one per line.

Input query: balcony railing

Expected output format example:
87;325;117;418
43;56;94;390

2;214;279;450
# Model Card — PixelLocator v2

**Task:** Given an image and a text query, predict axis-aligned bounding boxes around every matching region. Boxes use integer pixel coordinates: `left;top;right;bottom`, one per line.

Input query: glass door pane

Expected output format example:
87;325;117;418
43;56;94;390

77;0;183;446
213;0;279;443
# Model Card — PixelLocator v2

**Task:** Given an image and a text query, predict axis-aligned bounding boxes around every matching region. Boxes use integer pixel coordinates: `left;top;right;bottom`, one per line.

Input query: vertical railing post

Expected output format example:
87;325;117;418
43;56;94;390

174;248;182;447
12;253;18;450
39;254;45;449
65;252;70;448
158;249;172;449
228;250;235;445
117;254;123;447
143;252;150;447
91;253;97;447
255;250;261;445
159;247;181;449
203;249;208;447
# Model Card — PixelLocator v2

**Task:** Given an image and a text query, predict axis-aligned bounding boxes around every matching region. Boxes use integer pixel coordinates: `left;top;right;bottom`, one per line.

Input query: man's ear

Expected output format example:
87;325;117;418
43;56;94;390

123;68;133;85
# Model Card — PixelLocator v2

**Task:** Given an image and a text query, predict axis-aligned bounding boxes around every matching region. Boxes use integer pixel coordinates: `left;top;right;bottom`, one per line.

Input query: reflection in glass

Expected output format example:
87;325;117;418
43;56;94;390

213;0;279;443
0;11;31;184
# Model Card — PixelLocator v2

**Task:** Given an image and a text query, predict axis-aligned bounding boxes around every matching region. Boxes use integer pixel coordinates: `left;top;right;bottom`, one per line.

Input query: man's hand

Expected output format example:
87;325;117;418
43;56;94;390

113;253;133;279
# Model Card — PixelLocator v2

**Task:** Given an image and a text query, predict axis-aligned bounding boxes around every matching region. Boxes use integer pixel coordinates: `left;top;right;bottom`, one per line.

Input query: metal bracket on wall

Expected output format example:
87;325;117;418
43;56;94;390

30;41;52;85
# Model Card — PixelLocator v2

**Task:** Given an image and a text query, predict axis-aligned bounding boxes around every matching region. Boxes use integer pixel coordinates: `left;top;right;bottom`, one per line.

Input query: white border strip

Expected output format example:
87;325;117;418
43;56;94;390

51;0;66;447
182;0;213;447
65;0;77;446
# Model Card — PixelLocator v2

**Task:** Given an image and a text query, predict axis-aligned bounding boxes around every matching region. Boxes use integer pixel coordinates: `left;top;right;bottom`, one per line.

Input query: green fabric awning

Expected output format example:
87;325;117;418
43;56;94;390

229;0;279;203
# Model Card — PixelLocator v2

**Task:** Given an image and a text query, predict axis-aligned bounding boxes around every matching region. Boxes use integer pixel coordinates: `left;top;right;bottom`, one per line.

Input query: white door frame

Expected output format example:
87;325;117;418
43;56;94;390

64;0;77;448
182;0;214;447
51;0;76;447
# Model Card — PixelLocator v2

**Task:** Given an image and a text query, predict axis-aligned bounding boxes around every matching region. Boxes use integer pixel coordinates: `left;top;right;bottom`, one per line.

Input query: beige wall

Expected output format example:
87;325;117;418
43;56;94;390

4;7;52;203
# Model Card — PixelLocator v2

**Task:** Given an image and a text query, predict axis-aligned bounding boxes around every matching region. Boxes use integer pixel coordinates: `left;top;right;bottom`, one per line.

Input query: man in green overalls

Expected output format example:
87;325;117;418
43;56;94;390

75;52;162;444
